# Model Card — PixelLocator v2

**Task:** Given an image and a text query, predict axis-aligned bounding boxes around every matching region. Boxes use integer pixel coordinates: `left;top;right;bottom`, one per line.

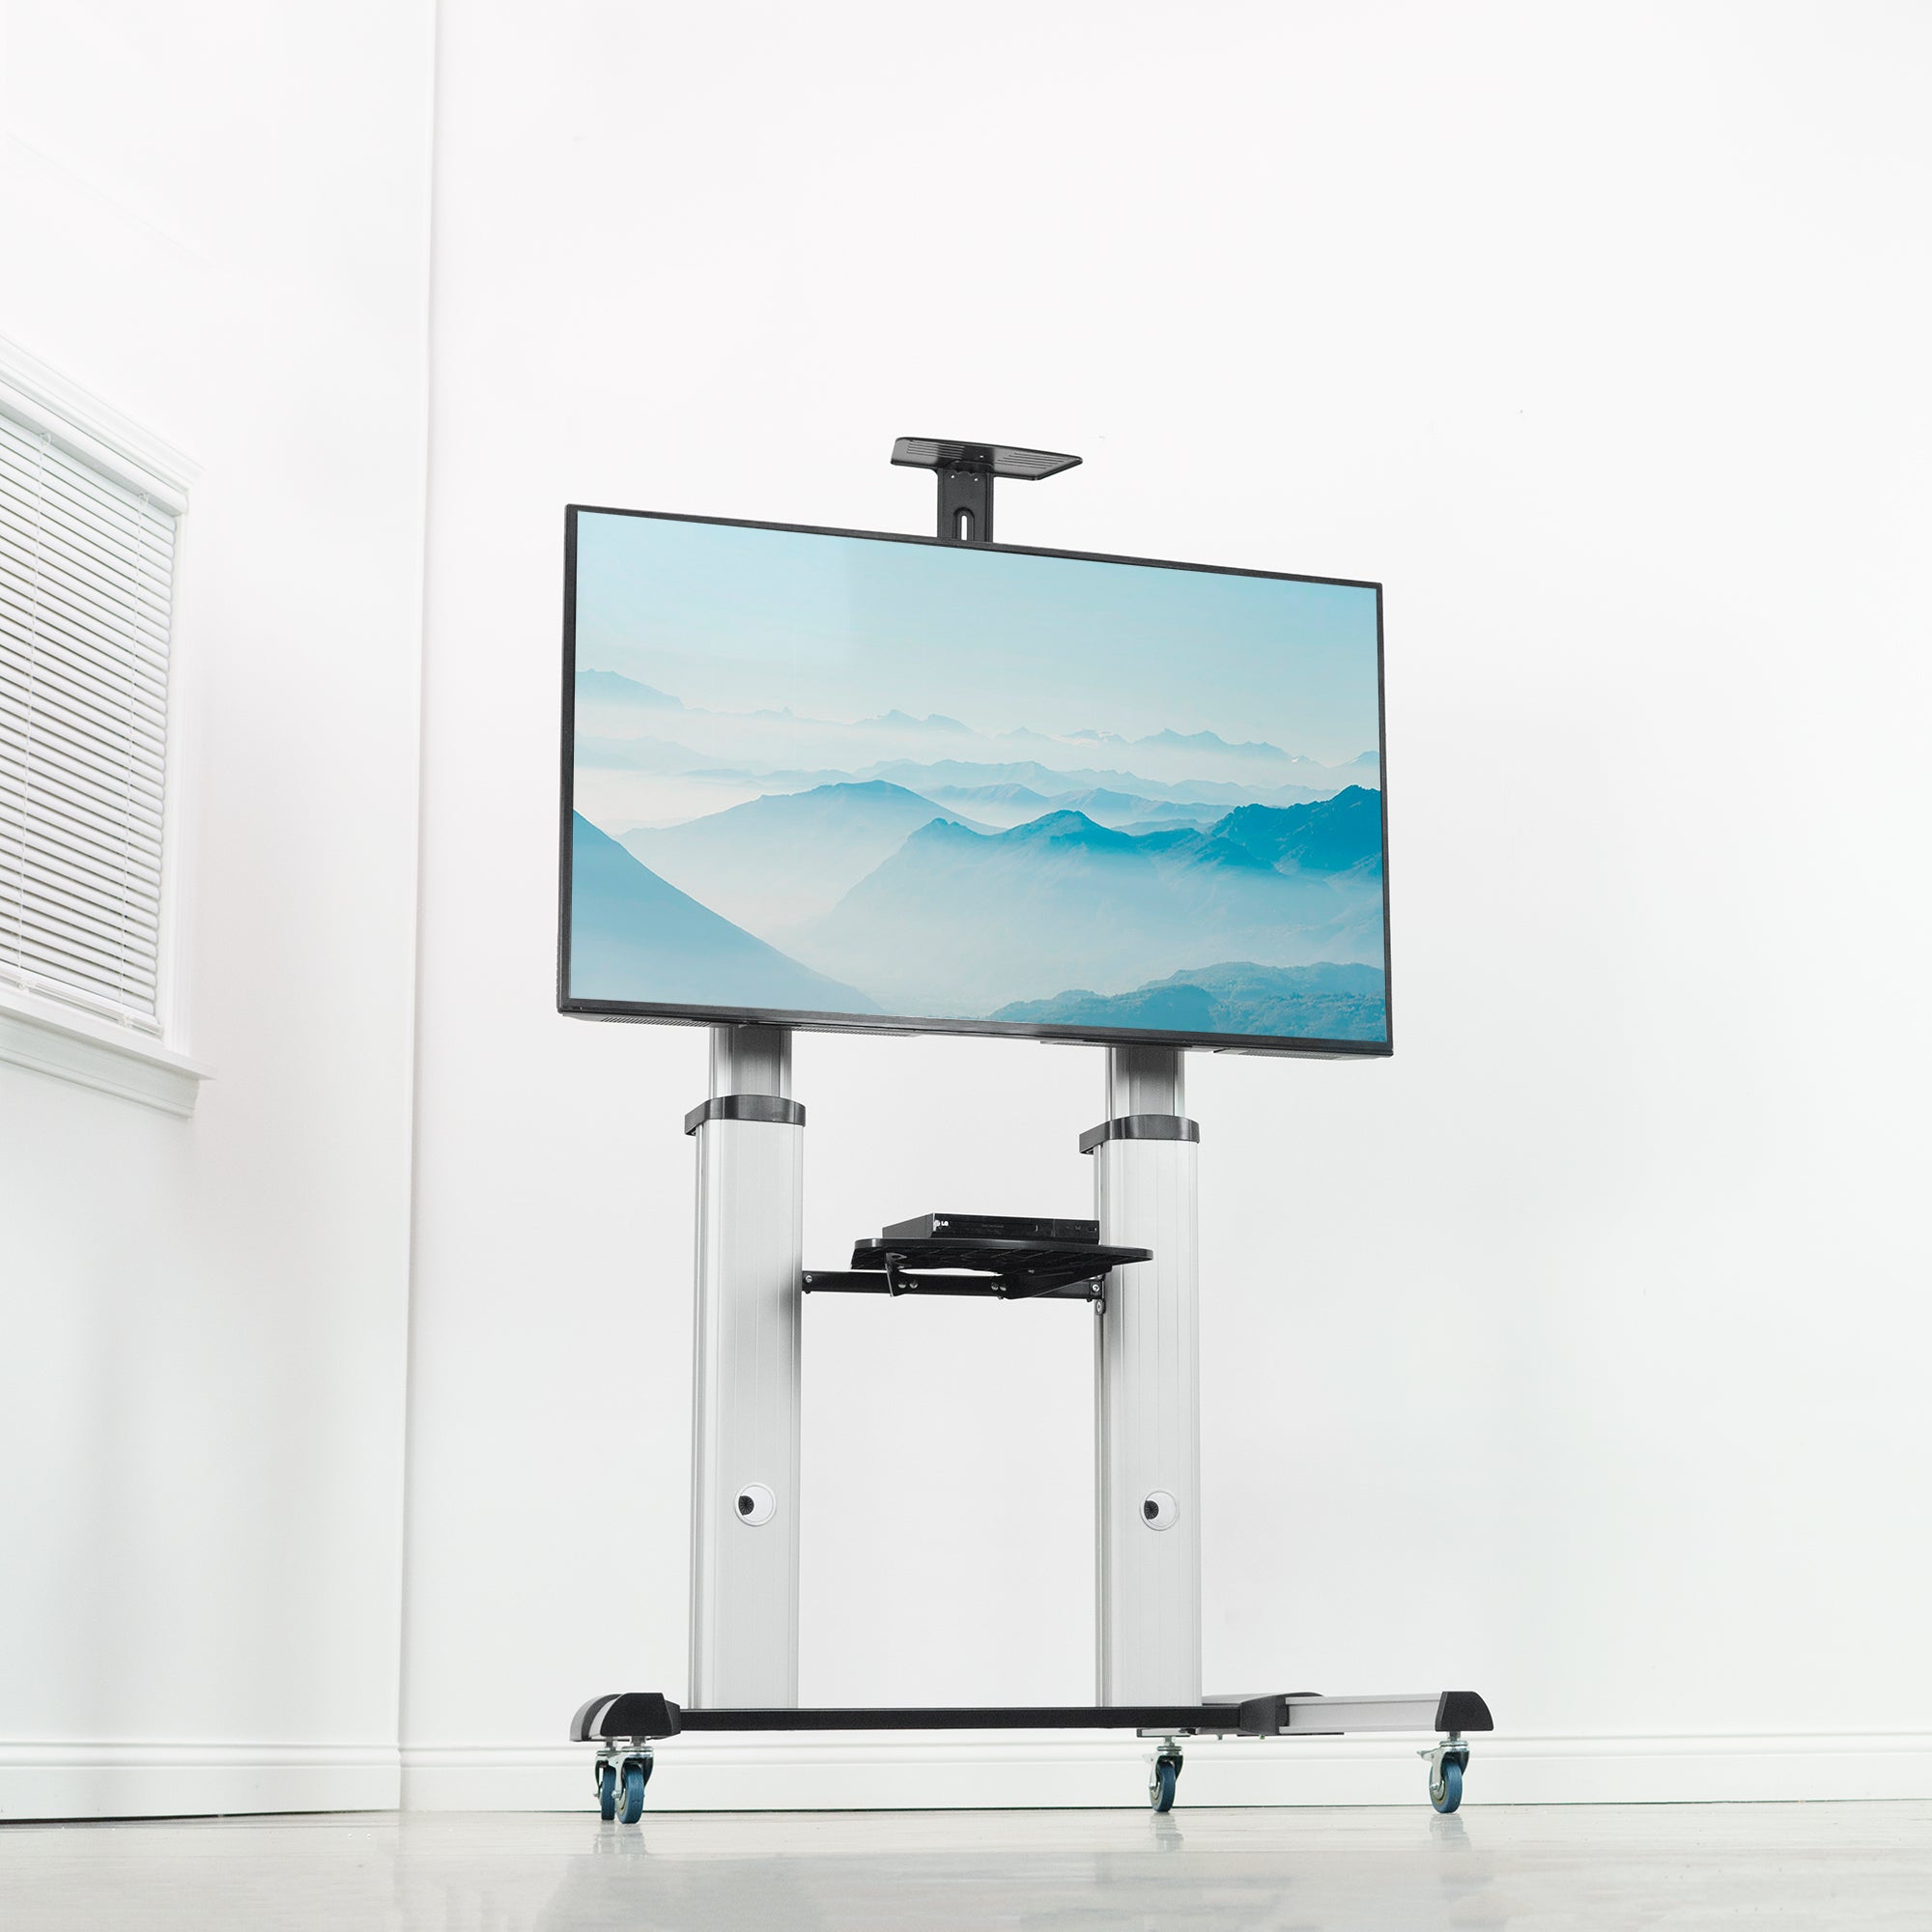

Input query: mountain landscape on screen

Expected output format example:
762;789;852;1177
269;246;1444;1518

565;512;1389;1044
569;813;876;1013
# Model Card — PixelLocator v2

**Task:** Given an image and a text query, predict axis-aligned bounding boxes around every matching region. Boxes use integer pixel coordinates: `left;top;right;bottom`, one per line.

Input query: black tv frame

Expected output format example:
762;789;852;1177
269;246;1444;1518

557;504;1393;1059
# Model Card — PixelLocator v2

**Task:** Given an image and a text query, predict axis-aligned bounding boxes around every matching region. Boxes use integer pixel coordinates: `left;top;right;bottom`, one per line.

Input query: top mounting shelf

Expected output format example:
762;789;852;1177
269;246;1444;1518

891;439;1083;481
892;437;1081;543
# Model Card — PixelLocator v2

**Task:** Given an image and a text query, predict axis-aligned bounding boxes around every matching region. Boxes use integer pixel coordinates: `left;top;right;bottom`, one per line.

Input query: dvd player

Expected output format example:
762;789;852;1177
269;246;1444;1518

880;1212;1101;1244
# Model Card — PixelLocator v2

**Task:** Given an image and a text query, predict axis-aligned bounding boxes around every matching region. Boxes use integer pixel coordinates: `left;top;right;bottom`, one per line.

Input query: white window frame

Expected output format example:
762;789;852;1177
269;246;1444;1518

0;336;206;1115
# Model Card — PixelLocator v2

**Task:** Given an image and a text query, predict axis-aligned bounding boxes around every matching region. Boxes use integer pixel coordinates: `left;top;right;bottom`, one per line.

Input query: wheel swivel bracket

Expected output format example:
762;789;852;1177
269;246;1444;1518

594;1741;654;1780
1419;1730;1470;1804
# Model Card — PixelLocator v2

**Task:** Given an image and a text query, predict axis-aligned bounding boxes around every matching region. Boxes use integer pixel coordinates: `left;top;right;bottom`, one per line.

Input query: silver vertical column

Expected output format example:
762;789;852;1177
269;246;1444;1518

1086;1043;1202;1703
688;1024;803;1708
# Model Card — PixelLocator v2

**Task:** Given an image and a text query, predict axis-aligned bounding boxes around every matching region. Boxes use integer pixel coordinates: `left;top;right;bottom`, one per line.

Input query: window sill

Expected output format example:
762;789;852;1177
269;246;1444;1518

0;984;208;1116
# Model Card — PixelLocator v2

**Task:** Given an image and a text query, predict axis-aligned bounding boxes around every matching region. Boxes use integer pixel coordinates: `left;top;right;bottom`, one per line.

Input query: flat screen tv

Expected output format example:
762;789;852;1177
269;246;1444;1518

559;507;1390;1055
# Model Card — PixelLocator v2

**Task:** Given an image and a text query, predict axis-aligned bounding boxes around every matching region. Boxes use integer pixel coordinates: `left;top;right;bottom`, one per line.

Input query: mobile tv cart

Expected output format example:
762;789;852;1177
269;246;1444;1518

570;440;1492;1822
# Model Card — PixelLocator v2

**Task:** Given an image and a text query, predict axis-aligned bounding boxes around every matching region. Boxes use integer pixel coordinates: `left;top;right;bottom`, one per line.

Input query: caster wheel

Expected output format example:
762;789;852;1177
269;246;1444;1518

619;1757;650;1825
597;1764;616;1821
1150;1757;1179;1813
1430;1758;1463;1814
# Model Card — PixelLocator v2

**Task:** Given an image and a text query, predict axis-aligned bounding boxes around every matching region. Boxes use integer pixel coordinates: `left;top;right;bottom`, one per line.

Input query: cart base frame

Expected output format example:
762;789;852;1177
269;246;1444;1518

571;1689;1492;1816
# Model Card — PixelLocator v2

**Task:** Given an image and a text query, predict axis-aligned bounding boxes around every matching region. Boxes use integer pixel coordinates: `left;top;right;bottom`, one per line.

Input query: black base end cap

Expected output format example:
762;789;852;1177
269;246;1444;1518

570;1690;684;1742
1434;1690;1493;1733
1234;1693;1287;1735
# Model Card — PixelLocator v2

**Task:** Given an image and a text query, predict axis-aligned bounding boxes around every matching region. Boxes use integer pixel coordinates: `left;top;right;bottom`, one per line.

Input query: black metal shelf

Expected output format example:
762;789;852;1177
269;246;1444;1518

802;1233;1151;1302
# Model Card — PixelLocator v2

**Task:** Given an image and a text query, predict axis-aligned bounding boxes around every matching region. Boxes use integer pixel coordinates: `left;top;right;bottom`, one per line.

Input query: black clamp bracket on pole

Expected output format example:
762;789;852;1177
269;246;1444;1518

892;438;1081;545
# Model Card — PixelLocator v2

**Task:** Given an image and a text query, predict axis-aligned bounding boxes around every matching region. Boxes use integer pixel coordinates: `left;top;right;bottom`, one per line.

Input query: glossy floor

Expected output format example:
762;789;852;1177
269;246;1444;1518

3;1802;1925;1930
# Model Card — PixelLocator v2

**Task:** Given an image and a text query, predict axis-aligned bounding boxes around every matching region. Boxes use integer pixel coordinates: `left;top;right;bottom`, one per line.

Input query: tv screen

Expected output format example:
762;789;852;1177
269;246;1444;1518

559;507;1389;1055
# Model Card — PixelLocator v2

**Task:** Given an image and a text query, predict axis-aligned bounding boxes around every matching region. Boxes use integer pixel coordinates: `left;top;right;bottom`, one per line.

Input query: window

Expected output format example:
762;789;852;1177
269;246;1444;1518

0;398;180;1033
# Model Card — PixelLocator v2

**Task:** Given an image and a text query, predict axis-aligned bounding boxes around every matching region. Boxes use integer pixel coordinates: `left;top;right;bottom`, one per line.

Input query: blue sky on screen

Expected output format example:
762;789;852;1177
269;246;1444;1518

572;511;1379;760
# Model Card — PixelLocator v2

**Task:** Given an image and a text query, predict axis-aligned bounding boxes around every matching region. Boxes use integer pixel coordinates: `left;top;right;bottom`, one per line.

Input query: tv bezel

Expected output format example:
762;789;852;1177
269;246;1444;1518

558;503;1393;1059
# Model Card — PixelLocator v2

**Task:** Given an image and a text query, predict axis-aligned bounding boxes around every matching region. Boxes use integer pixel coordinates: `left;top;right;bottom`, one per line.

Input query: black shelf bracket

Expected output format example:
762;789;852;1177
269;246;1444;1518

838;1232;1146;1301
801;1268;1105;1303
892;437;1081;545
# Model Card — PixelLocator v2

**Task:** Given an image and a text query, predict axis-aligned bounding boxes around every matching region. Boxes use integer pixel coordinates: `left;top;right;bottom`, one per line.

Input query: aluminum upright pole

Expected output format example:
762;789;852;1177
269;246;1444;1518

687;1023;803;1707
1085;1043;1201;1703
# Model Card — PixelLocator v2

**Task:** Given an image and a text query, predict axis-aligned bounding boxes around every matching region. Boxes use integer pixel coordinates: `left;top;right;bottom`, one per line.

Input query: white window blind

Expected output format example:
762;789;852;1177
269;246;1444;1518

0;407;177;1032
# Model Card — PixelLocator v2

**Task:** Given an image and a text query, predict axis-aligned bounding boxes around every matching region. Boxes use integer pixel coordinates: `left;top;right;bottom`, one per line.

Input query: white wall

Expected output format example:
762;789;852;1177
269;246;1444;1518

0;1;433;1817
7;0;1928;1823
402;0;1932;1809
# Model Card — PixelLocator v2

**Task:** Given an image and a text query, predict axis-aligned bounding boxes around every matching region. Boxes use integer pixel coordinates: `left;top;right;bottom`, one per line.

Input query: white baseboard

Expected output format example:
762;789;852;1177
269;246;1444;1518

400;1731;1932;1813
0;1744;400;1822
